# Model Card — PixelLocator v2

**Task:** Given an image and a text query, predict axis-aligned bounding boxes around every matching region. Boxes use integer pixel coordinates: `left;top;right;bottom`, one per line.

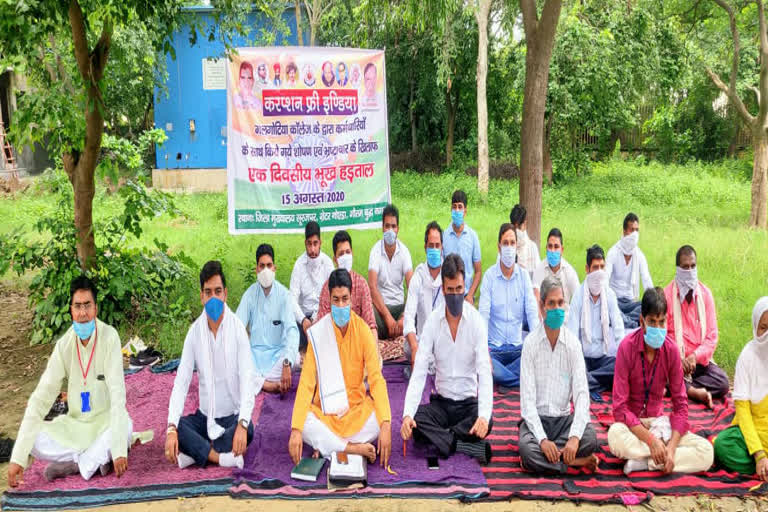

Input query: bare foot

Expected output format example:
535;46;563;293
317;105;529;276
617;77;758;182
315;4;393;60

571;453;599;471
345;442;376;463
262;381;281;394
311;450;320;459
688;387;713;409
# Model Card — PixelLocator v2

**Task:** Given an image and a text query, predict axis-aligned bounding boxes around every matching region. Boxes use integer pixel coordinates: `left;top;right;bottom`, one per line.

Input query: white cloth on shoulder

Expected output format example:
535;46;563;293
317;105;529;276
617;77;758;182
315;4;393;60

581;282;611;354
307;315;350;417
671;281;706;361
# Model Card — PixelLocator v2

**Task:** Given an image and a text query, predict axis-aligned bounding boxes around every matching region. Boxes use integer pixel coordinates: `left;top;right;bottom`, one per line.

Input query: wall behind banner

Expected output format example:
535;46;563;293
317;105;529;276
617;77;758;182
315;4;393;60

153;6;304;171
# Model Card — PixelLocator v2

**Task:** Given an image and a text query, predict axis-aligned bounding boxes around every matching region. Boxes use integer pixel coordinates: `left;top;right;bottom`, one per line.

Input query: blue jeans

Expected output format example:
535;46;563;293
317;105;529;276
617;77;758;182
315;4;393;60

584;355;616;393
617;297;641;329
490;346;523;388
177;410;254;467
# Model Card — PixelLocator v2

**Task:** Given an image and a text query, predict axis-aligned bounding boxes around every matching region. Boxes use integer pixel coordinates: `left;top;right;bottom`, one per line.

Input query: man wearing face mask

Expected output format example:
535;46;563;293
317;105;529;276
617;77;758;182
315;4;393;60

317;230;377;339
402;221;445;376
532;228;580;314
663;245;729;408
236;244;299;395
7;276;133;486
368;204;413;340
519;276;598;474
509;204;540;278
479;224;539;390
566;245;624;400
608;288;713;475
290;269;392;466
443;189;483;304
165;261;256;470
605;213;654;329
401;254;494;464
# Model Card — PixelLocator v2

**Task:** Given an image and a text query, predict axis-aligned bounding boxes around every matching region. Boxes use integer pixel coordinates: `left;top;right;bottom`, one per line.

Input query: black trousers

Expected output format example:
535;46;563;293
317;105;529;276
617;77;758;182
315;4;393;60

518;415;597;475
413;394;493;457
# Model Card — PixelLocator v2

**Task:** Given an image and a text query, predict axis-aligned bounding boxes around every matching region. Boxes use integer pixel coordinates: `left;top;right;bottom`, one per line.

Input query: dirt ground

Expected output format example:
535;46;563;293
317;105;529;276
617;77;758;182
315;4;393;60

1;285;767;511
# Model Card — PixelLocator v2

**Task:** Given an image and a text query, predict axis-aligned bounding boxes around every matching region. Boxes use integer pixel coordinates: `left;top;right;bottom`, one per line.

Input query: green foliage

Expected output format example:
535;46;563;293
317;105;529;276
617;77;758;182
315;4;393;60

97;129;168;185
0;175;194;345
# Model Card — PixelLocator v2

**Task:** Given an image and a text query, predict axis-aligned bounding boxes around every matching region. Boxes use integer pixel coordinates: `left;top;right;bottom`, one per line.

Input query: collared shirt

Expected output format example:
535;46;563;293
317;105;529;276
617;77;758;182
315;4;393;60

291;312;391;436
517;238;540;278
290;251;335;322
519;324;590;443
612;328;688;435
567;282;625;358
403;262;444;338
532;257;581;307
443;224;482;292
10;320;130;468
403;305;493;421
605;244;653;301
317;269;377;336
167;306;255;428
236;280;300;374
663;281;719;366
478;262;539;348
368;239;413;306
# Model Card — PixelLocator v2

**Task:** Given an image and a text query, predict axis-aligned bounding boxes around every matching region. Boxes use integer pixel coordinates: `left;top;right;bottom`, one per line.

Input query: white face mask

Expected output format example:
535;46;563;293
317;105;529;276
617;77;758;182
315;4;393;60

586;269;607;296
675;267;698;299
620;231;639;255
500;245;517;268
257;267;275;289
337;253;353;271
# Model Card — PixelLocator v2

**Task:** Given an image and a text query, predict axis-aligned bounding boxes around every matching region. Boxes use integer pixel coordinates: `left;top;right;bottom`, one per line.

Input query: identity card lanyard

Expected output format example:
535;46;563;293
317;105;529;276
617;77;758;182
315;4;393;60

76;325;98;413
640;353;658;418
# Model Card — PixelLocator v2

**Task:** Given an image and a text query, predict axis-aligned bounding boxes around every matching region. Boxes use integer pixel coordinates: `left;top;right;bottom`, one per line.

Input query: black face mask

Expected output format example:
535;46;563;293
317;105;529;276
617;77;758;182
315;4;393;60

445;292;464;318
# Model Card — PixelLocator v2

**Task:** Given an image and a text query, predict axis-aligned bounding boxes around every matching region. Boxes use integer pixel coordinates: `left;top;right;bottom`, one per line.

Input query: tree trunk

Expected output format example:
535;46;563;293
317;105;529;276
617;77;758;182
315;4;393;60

446;86;457;167
295;0;303;45
543;115;553;184
475;0;491;198
410;75;417;153
750;130;768;228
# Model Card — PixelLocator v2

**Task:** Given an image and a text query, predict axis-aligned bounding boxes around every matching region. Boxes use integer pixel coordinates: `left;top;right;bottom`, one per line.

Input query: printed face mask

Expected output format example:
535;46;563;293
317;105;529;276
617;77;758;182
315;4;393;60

383;229;397;246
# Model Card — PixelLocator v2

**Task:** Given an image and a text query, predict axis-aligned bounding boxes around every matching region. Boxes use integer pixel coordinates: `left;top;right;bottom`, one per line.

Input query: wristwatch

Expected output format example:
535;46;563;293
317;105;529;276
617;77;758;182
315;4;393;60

283;358;291;367
239;419;249;429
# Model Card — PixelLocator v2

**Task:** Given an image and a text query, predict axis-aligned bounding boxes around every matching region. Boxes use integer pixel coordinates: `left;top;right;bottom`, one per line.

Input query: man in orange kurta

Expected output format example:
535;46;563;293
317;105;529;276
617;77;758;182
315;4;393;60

289;269;392;466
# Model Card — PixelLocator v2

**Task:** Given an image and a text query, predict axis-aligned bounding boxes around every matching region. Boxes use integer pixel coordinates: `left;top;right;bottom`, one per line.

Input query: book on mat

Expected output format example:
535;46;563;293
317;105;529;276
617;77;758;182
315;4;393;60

328;452;367;486
290;457;327;482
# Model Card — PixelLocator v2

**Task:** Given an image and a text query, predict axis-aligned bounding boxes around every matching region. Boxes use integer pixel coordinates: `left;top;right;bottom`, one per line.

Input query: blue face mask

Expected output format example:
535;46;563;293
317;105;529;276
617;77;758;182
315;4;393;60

383;229;397;246
644;326;667;349
331;304;351;328
426;248;442;269
205;297;224;322
546;250;561;268
544;308;566;329
73;319;96;340
451;209;464;228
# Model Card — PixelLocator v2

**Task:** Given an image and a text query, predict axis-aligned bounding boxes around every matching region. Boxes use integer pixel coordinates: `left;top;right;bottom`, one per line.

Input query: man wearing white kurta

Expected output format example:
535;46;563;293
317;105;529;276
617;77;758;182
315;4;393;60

165;261;256;469
8;276;133;486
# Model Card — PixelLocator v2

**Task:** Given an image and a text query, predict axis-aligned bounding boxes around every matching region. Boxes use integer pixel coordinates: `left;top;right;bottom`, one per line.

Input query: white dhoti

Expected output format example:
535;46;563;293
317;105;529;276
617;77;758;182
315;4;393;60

301;411;379;458
30;419;134;480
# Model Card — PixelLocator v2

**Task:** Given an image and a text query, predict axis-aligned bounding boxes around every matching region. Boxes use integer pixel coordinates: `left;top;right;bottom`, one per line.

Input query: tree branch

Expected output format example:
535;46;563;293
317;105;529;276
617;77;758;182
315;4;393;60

706;67;755;124
519;0;537;39
537;0;562;49
91;19;113;83
751;85;761;106
68;0;90;81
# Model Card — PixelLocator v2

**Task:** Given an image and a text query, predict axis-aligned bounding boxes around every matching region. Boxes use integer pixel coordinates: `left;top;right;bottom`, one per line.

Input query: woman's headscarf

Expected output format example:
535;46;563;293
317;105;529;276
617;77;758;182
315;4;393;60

752;296;768;340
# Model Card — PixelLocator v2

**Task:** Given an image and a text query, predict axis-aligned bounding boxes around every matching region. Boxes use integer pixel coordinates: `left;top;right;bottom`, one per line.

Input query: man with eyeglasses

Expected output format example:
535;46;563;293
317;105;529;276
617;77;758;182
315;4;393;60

8;276;133;486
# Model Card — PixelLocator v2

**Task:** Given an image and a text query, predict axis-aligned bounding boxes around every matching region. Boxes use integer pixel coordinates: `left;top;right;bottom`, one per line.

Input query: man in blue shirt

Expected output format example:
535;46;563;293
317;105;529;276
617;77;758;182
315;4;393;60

566;245;624;401
236;244;299;394
443;190;483;304
479;224;539;389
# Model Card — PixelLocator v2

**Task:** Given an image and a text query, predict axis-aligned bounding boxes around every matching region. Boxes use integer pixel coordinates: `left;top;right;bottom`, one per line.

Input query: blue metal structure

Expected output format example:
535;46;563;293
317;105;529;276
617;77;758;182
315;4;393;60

154;6;302;169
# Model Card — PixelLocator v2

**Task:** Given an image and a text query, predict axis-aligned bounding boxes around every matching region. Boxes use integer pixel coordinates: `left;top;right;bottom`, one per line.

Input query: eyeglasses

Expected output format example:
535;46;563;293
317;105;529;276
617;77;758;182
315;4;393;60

72;302;94;312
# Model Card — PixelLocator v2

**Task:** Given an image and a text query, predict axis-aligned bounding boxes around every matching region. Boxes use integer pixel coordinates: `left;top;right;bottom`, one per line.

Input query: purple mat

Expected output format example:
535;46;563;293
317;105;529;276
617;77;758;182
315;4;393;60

233;365;489;498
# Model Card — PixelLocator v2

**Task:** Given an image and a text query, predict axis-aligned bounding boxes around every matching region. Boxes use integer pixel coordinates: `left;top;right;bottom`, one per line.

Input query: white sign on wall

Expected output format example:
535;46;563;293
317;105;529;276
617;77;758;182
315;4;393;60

202;58;227;90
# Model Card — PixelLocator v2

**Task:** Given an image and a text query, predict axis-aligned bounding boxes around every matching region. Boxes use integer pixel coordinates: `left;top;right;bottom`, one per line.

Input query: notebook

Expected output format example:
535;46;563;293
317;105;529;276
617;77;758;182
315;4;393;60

328;452;367;486
290;457;327;482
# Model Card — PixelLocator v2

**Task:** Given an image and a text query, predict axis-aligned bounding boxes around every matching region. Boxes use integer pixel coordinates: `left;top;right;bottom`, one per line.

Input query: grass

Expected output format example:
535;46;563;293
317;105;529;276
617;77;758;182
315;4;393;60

2;159;767;373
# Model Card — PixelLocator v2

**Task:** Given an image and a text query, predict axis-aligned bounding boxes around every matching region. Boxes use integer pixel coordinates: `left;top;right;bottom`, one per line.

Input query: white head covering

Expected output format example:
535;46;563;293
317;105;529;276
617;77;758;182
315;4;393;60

752;296;768;341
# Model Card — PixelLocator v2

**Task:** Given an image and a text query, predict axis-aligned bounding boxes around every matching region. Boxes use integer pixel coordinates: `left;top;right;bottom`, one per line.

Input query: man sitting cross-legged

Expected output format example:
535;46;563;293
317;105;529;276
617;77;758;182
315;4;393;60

165;261;256;470
608;287;714;475
519;276;599;474
289;269;392;466
401;254;494;464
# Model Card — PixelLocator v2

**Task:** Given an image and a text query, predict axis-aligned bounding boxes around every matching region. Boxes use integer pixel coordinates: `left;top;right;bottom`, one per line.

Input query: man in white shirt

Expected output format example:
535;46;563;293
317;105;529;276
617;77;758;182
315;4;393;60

165;261;256;469
567;245;624;401
532;228;580;312
605;213;653;329
290;221;334;350
519;276;598;474
400;254;494;464
368;204;413;339
509;204;540;277
402;221;445;376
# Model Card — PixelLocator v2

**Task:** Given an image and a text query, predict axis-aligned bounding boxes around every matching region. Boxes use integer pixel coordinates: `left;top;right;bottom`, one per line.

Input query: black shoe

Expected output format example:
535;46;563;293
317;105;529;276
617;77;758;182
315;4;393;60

129;348;162;369
45;394;68;421
0;435;14;463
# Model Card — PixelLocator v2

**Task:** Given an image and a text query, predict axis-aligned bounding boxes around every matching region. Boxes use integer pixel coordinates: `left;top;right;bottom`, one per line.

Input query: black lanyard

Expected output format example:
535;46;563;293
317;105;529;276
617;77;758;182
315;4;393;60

641;353;658;416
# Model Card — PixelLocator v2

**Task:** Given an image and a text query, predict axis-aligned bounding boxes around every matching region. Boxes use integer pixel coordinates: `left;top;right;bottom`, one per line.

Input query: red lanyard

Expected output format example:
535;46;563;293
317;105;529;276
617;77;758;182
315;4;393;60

76;324;98;385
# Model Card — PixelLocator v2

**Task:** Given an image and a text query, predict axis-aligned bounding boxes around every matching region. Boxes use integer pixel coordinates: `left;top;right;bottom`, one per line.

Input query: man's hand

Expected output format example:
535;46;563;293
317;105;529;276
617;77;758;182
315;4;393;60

281;364;292;393
648;437;667;467
7;463;24;488
232;423;248;456
114;457;128;477
464;294;474;305
540;439;560;464
378;421;392;467
385;314;398;339
757;457;768;481
401;416;417;440
165;431;179;465
683;354;696;375
468;417;489;439
396;316;404;337
406;335;418;368
663;443;677;473
562;436;580;465
289;428;303;465
302;318;312;335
